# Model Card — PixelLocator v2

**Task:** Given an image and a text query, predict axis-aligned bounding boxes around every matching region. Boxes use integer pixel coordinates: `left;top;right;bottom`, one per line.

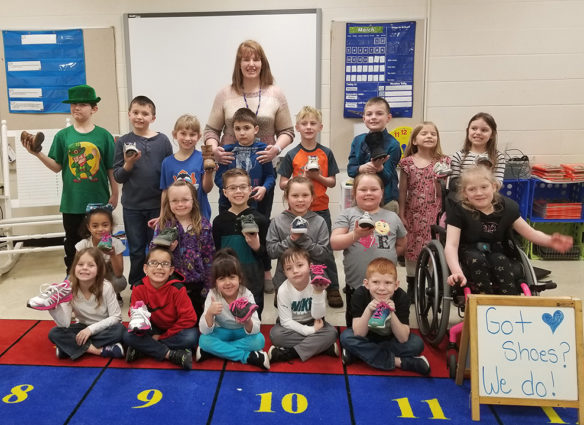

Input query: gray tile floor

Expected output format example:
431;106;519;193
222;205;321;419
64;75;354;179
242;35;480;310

1;250;582;327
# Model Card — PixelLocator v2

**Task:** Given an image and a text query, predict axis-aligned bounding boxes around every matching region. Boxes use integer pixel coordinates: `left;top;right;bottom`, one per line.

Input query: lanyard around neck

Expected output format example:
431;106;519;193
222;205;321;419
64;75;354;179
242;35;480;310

243;88;262;116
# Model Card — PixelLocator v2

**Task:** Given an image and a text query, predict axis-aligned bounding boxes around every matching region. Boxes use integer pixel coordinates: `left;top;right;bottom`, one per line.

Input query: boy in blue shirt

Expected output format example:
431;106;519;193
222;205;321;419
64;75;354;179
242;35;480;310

214;108;275;213
113;96;172;287
347;97;402;212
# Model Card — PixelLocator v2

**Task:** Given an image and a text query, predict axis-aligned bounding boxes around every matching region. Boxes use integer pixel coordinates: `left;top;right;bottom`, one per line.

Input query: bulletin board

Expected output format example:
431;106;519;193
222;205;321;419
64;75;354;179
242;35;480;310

330;20;425;168
3;29;86;114
124;10;321;143
456;295;584;422
0;28;120;133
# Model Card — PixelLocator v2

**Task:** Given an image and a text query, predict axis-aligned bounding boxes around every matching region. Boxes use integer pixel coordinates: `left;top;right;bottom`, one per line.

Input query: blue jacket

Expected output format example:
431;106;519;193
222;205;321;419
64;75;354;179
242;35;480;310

347;129;401;204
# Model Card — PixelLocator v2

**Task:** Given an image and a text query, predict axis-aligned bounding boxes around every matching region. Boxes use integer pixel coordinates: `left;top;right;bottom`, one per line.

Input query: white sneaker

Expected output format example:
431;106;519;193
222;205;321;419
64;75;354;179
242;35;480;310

305;156;320;172
128;301;151;332
27;280;72;310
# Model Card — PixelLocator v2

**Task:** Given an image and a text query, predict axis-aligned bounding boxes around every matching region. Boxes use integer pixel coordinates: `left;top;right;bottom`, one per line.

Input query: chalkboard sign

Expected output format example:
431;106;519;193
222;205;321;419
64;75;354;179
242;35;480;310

456;295;583;422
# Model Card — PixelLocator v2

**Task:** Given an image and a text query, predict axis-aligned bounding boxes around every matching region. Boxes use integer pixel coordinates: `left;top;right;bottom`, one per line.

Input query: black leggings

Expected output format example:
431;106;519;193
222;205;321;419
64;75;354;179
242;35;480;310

459;247;520;295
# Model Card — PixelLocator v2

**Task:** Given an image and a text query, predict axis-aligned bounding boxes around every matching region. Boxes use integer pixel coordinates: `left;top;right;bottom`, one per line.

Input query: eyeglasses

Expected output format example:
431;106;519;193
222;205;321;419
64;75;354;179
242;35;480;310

169;198;193;205
147;261;172;268
225;184;250;192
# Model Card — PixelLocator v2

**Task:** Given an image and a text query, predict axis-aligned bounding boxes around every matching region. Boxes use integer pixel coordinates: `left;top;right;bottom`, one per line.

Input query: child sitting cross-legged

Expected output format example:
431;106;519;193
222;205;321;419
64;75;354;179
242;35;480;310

123;246;198;370
196;249;270;370
268;247;339;363
340;257;430;375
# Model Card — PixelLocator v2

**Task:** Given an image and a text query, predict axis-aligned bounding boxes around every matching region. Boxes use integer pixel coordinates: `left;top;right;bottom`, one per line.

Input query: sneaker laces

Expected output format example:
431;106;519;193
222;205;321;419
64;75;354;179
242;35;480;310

230;297;249;311
372;302;390;319
130;301;151;320
293;216;308;226
310;264;327;276
38;280;70;300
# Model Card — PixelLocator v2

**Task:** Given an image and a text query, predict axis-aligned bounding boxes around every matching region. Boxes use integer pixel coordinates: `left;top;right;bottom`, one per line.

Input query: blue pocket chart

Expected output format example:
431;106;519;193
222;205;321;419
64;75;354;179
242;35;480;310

344;22;415;118
3;29;86;113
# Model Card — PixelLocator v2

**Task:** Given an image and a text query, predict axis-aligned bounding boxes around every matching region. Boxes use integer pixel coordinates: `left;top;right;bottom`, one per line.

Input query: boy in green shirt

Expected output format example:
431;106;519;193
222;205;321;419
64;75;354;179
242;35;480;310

22;84;118;273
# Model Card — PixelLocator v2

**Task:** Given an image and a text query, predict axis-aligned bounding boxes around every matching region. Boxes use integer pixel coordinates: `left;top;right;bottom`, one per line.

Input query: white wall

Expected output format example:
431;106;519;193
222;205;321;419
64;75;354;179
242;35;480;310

426;0;584;164
0;0;582;219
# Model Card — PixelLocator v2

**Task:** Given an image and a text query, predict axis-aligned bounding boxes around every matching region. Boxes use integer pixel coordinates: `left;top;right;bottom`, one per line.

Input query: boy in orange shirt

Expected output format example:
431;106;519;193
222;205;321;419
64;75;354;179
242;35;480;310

278;106;342;308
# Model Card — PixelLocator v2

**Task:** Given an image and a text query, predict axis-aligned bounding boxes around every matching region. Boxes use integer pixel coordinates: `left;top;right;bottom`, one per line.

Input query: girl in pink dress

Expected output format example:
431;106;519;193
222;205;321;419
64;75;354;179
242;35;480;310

398;122;450;301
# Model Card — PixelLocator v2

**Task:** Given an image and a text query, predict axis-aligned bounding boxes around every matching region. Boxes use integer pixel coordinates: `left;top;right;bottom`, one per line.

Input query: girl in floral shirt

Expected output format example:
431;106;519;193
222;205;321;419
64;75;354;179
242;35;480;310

152;179;215;319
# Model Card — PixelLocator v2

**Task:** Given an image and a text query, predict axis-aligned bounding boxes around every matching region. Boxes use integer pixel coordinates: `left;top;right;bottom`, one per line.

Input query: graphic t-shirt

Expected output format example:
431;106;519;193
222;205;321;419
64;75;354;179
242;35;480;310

49;125;114;214
278;143;339;211
333;207;407;289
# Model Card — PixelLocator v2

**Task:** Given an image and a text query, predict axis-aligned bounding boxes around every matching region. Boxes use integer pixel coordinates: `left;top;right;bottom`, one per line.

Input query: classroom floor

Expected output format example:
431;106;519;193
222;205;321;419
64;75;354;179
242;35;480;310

1;251;583;425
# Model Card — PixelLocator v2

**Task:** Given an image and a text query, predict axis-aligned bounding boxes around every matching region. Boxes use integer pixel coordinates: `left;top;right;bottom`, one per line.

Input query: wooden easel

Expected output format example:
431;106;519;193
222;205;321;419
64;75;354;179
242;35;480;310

456;295;584;422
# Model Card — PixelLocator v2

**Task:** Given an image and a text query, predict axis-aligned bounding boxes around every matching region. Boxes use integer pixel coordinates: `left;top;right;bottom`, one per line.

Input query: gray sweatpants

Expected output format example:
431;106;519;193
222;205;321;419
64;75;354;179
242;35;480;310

270;321;338;361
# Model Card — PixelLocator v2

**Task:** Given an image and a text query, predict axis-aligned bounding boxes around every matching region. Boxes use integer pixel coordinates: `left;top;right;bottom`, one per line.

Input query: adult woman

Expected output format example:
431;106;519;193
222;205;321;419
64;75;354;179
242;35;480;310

204;40;295;219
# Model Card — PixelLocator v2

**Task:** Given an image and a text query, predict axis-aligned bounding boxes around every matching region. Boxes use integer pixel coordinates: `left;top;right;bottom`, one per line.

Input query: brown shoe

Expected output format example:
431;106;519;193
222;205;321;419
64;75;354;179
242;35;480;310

326;288;344;308
20;131;44;153
201;145;216;171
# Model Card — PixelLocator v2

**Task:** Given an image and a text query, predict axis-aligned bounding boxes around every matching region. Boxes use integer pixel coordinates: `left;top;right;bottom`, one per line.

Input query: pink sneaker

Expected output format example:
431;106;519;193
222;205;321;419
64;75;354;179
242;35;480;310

310;264;331;288
97;233;112;251
229;297;259;323
27;280;72;310
128;301;151;332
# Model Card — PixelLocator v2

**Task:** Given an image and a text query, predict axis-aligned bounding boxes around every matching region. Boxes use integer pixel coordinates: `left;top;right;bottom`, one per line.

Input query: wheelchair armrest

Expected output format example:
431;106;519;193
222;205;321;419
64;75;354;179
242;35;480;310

430;224;446;242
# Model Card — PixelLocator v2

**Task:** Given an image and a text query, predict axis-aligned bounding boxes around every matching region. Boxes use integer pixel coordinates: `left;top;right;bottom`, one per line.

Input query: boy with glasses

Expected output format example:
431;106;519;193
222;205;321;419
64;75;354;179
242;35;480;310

212;168;270;316
123;246;198;369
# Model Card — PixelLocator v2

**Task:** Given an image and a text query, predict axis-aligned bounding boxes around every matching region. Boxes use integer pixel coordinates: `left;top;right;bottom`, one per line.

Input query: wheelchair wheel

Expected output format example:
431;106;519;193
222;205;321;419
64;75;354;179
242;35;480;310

414;240;451;346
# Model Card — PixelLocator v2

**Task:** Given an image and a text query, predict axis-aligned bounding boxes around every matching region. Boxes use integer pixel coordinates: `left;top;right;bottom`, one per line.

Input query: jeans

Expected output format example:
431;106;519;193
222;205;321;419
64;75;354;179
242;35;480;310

199;327;264;363
122;326;198;361
123;207;159;286
340;328;424;371
49;322;125;360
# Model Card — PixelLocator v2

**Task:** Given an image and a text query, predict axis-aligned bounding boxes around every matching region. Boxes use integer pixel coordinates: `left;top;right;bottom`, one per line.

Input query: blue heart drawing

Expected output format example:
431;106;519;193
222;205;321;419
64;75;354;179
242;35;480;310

542;310;564;334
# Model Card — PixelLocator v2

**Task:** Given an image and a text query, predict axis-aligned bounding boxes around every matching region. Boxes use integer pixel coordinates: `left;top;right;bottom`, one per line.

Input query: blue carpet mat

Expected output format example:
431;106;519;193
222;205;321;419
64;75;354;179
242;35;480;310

0;320;579;424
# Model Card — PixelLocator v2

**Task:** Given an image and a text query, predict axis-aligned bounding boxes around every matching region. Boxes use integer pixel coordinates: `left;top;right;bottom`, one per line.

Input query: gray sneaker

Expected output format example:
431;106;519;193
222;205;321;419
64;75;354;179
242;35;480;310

153;227;178;247
238;214;259;234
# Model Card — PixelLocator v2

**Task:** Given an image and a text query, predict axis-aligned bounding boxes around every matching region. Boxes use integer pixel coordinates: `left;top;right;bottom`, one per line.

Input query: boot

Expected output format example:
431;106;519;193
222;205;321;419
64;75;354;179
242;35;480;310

365;131;387;160
201;145;216;171
20;131;44;153
406;276;415;305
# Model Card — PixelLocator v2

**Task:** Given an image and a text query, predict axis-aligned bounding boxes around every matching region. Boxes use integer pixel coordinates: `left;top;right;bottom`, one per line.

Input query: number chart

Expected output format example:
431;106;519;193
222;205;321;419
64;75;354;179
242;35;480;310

0;319;580;424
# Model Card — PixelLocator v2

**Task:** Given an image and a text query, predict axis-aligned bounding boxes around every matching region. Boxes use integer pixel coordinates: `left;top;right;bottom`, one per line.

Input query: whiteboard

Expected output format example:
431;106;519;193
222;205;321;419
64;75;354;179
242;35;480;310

124;10;321;146
476;304;577;401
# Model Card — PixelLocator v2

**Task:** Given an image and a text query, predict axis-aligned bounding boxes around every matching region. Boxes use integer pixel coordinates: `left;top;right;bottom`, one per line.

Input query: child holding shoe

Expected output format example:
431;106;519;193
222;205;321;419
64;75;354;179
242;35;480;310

277;107;342;307
123;246;198;370
21;84;118;274
196;249;269;370
212;168;269;316
76;205;127;304
152;179;214;319
340;257;430;375
269;247;338;363
113;95;172;287
331;173;407;326
347;97;402;212
27;248;125;360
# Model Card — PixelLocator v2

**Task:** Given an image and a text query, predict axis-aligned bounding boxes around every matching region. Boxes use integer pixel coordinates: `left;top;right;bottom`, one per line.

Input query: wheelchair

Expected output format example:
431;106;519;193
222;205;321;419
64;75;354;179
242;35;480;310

413;183;557;378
